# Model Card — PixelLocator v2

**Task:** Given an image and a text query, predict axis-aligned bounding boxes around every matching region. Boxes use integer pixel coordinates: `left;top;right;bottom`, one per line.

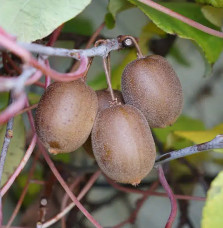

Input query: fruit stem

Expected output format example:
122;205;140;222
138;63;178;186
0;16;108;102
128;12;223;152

103;57;116;102
119;35;144;58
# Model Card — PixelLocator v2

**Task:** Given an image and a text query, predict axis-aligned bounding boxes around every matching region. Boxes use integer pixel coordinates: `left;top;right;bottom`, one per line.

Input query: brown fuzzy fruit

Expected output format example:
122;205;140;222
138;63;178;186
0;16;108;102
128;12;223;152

35;79;98;154
96;89;124;112
121;55;183;128
83;89;124;158
91;104;156;185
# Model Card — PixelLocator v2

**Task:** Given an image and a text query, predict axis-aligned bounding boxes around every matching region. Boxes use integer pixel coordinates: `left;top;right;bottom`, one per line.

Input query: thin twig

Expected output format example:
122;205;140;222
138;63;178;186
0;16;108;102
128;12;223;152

86;23;105;49
0;97;14;184
155;135;223;164
113;181;159;228
45;24;64;87
42;170;101;228
178;158;209;193
47;24;64;47
6;150;40;228
158;166;177;228
0;95;14;226
138;0;223;38
106;176;205;201
61;176;83;228
70;22;105;73
2;52;21;74
0;134;37;196
39;144;102;228
149;192;205;201
0;92;26;124
15;104;38;116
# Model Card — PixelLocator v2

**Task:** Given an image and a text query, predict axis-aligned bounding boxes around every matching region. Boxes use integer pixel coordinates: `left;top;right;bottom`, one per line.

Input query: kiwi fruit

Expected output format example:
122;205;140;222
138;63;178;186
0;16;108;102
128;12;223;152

35;79;98;154
121;55;183;128
91;104;156;185
96;89;124;112
83;89;124;158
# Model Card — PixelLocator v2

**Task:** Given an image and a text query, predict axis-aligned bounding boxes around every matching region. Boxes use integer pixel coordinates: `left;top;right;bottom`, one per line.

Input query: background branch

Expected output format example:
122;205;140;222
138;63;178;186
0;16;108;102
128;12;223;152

156;135;223;164
158;165;177;228
0;95;14;226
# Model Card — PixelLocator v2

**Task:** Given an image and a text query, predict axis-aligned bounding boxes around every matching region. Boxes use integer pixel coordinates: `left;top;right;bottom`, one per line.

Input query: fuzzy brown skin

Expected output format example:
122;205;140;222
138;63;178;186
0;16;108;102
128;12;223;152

84;89;124;158
91;104;156;185
121;55;183;128
35;79;98;154
96;89;124;112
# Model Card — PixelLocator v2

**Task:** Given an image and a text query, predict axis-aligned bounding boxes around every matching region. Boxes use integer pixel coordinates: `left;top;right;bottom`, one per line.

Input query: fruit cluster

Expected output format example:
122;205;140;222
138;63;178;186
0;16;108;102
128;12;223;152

35;54;183;185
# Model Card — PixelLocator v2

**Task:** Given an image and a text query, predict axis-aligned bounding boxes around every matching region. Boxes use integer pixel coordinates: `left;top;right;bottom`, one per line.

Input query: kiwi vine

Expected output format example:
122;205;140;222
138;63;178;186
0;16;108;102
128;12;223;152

0;7;223;228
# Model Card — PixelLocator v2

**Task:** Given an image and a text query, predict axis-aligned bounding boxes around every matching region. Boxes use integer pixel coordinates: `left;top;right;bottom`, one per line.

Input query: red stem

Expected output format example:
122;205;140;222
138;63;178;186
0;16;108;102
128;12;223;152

0;92;26;124
158;166;177;228
39;143;102;228
0;134;37;196
113;181;159;228
15;104;38;116
0;28;88;83
70;22;104;73
0;33;31;62
25;70;42;85
30;56;88;81
47;24;64;47
45;24;64;87
61;176;83;228
6;151;40;228
107;176;205;201
42;170;101;228
138;0;223;38
34;81;45;88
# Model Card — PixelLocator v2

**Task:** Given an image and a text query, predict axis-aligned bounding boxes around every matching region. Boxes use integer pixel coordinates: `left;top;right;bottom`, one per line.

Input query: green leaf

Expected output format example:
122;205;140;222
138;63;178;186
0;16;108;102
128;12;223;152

105;13;116;29
196;0;223;7
0;116;25;187
88;50;137;91
62;16;94;36
0;0;92;42
88;71;107;90
53;153;71;163
111;50;137;90
201;6;223;27
108;0;133;18
0;92;9;111
105;0;133;29
202;171;223;228
129;1;223;63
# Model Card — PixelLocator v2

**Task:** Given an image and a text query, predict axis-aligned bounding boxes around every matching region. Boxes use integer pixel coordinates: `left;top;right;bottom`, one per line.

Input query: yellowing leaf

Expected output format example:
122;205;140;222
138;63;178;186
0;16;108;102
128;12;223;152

197;0;223;7
174;124;223;144
153;115;205;144
202;171;223;228
202;6;223;27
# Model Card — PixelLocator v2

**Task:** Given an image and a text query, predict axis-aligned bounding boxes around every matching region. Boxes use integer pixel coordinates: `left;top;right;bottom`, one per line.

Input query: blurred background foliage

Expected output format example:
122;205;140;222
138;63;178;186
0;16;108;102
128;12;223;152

0;0;223;227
